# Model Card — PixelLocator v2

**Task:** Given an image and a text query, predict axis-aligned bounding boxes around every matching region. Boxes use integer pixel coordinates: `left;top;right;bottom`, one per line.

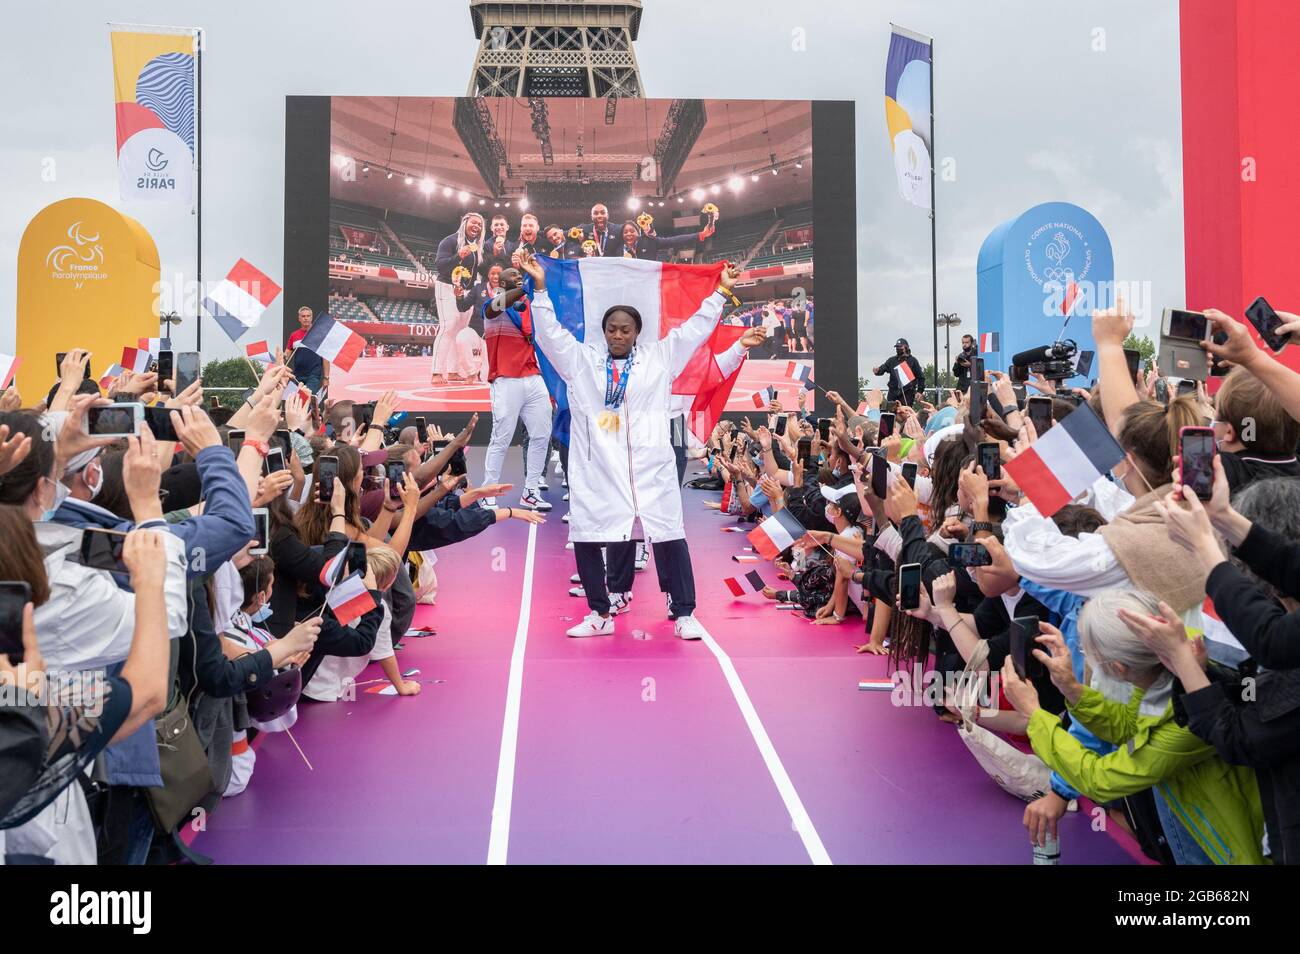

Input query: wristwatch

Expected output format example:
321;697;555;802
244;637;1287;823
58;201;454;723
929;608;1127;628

244;438;270;458
970;520;998;535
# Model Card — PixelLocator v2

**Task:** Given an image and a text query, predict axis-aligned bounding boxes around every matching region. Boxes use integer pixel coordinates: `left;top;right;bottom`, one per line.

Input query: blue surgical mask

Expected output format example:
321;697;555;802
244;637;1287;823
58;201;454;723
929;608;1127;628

39;477;69;521
250;602;273;623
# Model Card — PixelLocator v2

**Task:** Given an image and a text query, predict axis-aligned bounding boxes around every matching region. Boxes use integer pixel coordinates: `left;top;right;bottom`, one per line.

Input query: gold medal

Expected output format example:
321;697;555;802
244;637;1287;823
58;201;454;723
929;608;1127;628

596;409;621;433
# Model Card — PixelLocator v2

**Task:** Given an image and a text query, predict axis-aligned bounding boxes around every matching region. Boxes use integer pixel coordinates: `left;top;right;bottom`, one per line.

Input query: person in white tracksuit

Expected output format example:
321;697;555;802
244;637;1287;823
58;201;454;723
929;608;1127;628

518;253;742;640
475;266;553;510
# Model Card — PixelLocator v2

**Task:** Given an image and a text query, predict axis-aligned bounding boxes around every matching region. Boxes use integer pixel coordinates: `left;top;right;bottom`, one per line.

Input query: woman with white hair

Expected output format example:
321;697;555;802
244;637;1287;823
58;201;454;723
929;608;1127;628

431;212;486;384
1000;588;1266;865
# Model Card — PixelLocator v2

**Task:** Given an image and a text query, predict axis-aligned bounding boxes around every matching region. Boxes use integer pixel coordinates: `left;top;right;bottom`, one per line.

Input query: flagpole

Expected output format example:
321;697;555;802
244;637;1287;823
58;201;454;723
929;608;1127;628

928;36;939;402
195;27;203;354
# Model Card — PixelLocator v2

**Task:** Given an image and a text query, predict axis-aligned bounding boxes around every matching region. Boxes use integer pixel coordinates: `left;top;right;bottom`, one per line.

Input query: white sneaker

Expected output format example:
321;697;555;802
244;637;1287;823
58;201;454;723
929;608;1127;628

610;591;633;615
538;480;550;492
562;478;569;489
565;541;574;550
570;573;582;583
484;496;498;507
562;513;570;523
567;612;614;638
568;585;585;597
562;491;570;501
520;489;552;511
634;541;649;572
674;615;706;641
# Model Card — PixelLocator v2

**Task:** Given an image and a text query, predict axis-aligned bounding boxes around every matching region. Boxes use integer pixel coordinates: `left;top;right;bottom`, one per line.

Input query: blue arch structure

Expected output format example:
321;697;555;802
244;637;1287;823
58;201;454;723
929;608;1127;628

976;202;1113;378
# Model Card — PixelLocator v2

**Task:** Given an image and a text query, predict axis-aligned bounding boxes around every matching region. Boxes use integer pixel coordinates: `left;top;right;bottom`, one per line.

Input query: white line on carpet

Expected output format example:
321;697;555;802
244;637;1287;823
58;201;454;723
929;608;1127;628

486;520;538;865
698;623;833;865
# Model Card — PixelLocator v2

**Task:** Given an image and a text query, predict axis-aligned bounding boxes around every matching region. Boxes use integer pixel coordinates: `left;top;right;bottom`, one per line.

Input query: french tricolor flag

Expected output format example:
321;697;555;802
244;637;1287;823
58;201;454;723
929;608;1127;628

724;569;766;597
246;340;274;365
894;362;916;387
121;346;151;374
137;337;171;354
319;550;347;587
99;363;124;390
0;354;21;391
203;258;282;343
786;362;813;387
326;571;377;627
533;257;742;444
747;508;807;560
979;331;999;352
1003;403;1124;517
299;312;365;373
751;386;775;409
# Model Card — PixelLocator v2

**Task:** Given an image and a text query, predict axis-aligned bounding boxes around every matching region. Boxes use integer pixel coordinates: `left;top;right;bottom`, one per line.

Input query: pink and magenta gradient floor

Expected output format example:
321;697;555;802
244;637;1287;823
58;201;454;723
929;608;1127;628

193;450;1139;865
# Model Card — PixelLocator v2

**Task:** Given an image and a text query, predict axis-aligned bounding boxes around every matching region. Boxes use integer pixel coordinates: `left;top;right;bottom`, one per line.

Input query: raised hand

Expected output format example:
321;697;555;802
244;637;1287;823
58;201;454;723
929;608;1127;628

169;405;222;455
719;262;741;290
0;424;33;477
517;252;545;289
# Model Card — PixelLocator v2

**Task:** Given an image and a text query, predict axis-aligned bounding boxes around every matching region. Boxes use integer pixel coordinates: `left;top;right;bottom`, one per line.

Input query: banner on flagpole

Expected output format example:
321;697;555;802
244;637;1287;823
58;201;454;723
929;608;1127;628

110;24;198;206
885;25;933;210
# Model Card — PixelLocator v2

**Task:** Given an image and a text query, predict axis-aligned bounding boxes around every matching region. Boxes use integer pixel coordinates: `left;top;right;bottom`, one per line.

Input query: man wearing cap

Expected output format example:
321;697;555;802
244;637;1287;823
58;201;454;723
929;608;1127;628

873;338;924;406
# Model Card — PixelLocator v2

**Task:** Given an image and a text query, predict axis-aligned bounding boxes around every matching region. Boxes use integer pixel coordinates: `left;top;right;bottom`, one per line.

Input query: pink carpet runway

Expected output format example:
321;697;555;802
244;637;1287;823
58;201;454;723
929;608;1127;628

192;449;1139;865
330;355;815;414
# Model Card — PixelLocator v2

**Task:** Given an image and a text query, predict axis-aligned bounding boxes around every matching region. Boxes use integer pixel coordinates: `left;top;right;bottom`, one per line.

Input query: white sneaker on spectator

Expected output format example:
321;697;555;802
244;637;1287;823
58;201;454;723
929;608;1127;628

538;480;550;492
562;513;570;523
562;477;569;489
484;496;498;507
610;592;633;615
562;491;570;501
520;489;552;511
567;613;614;638
674;615;706;641
565;541;574;550
568;585;585;597
570;573;582;583
634;541;649;572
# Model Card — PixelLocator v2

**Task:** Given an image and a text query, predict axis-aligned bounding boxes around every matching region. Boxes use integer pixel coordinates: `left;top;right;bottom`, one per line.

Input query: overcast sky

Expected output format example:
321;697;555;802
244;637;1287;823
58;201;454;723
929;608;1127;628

0;0;1184;376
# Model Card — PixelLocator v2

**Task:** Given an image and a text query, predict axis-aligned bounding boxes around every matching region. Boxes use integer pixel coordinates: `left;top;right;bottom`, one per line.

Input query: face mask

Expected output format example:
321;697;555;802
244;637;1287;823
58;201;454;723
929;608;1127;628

831;467;844;478
251;601;273;623
40;478;69;521
85;459;104;500
824;505;836;523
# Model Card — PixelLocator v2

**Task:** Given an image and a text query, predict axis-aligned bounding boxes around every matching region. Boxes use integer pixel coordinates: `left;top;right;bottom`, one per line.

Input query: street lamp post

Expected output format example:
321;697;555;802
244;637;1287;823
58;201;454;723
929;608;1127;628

938;312;961;391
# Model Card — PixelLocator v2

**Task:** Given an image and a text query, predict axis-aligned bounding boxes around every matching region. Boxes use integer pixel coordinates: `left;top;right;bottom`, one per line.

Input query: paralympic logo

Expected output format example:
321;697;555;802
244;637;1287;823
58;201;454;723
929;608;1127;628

45;221;106;287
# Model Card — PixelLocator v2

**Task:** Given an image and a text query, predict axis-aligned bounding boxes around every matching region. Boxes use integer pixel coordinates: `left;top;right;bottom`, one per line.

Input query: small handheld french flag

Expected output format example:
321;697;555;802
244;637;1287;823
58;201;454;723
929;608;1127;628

98;364;124;390
724;570;766;597
751;386;775;408
979;332;999;353
299;312;366;374
246;341;274;365
747;508;807;560
137;337;172;354
326;572;377;627
894;362;916;387
0;354;21;391
121;346;151;374
204;258;282;343
319;550;348;587
1002;402;1124;517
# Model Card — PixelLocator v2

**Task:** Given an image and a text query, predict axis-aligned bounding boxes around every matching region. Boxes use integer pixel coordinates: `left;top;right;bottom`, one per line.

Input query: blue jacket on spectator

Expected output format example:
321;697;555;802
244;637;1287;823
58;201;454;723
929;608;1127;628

49;443;255;787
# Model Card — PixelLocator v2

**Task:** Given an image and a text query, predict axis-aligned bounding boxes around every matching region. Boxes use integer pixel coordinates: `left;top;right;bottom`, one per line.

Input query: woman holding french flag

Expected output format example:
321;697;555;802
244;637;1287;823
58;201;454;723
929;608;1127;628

516;252;742;640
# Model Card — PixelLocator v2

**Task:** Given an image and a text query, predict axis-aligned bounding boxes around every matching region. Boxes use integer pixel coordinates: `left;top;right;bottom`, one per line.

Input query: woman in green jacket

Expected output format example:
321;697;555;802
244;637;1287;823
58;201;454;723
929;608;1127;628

1000;588;1266;865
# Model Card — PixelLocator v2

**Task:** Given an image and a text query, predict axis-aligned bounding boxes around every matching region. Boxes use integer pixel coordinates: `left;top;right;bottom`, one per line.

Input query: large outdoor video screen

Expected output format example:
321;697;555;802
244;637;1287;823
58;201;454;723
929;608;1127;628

322;96;816;412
